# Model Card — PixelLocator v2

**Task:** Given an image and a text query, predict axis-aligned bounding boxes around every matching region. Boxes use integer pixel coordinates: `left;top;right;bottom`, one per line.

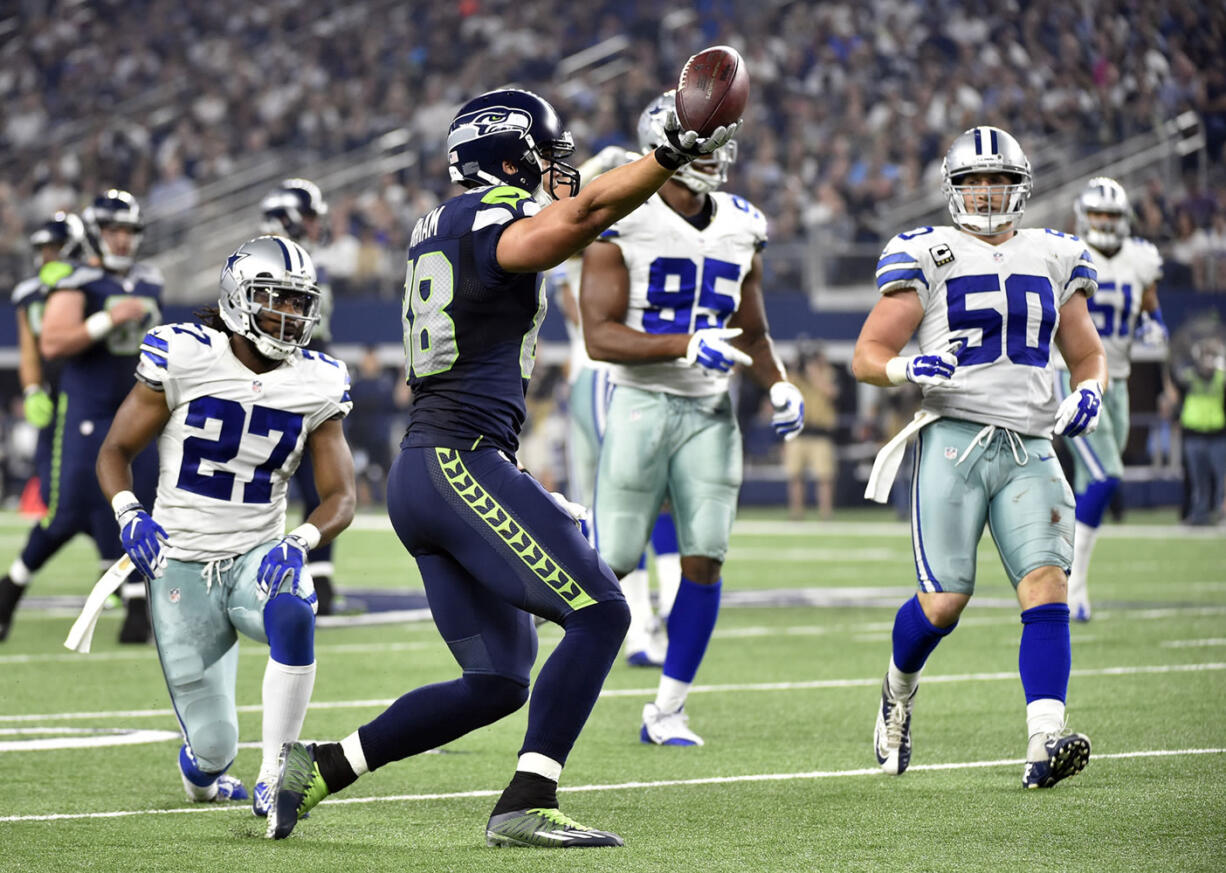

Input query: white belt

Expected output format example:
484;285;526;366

864;410;942;503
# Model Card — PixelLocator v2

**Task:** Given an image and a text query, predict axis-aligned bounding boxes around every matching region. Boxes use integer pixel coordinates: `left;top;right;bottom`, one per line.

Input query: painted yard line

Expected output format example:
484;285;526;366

1161;638;1226;648
4;662;1222;724
730;520;1226;540
1;747;1222;824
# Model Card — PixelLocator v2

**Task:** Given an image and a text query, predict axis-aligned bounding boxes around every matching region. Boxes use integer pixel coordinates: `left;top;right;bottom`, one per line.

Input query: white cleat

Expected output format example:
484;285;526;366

640;702;704;746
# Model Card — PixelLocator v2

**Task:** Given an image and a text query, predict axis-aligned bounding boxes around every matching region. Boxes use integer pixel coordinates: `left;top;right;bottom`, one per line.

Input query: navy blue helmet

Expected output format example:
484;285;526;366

446;89;579;199
260;178;328;242
29;211;87;260
82;189;143;272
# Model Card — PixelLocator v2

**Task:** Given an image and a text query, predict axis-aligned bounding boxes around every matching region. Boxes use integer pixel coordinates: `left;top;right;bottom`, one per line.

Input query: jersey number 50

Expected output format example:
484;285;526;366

946;273;1056;367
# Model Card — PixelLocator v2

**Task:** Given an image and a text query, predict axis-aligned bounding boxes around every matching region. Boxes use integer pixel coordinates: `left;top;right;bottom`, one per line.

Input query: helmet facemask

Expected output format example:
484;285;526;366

940;127;1032;236
1074;178;1130;256
218;237;321;361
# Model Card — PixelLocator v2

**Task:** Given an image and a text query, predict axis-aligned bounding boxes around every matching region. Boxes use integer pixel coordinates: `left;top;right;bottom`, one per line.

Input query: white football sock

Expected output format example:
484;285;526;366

620;567;654;650
654;675;692;714
260;659;317;775
1068;521;1098;606
8;558;30;585
341;731;370;777
1026;698;1067;758
654;552;682;619
887;657;921;699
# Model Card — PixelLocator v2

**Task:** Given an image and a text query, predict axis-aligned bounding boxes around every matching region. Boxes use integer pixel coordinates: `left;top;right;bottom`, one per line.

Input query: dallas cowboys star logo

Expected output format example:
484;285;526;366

224;250;249;279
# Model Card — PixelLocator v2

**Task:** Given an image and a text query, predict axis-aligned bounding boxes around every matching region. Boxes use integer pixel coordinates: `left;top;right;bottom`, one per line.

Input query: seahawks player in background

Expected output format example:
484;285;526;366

0;212;90;640
266;87;739;847
582;91;805;747
1055;177;1164;621
96;235;355;812
260;179;343;614
12;192;162;643
854;126;1105;789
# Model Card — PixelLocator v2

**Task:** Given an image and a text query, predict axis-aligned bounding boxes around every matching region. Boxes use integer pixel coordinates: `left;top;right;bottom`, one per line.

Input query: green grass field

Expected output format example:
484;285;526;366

1;507;1224;872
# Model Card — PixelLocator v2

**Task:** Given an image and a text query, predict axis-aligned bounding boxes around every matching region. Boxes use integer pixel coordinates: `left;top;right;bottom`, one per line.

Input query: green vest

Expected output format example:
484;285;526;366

1181;369;1226;432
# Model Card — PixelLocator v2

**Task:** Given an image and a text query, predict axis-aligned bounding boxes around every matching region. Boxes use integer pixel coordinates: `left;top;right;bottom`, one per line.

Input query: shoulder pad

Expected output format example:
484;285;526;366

876;232;932;294
50;265;105;291
135;323;224;392
298;350;353;420
11;276;44;306
130;261;165;286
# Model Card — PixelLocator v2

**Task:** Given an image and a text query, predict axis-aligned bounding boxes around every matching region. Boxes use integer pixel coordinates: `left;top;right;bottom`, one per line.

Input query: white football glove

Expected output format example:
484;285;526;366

886;352;958;387
769;381;805;441
549;492;588;522
1055;379;1103;437
685;328;752;374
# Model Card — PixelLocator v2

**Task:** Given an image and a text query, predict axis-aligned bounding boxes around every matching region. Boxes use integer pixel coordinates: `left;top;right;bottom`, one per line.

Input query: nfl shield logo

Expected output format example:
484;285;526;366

993;251;1005;262
944;446;958;460
169;588;181;603
252;380;263;392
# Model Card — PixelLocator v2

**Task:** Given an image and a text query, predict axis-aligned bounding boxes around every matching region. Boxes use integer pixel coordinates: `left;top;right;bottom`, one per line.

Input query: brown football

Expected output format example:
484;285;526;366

675;45;749;137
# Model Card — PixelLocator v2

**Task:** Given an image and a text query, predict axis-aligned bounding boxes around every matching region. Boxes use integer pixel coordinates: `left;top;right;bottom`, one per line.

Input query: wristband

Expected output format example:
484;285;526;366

287;523;322;552
23;384;43;399
111;489;142;521
885;357;909;386
85;310;114;341
653;144;688;172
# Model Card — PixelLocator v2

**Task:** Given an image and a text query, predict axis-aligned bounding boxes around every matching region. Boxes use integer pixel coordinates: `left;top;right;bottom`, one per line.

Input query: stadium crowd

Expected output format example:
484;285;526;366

0;0;1225;297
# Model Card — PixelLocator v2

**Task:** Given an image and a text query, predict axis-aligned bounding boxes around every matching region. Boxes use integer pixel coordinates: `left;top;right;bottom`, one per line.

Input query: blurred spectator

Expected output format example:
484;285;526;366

1174;337;1226;525
783;348;841;521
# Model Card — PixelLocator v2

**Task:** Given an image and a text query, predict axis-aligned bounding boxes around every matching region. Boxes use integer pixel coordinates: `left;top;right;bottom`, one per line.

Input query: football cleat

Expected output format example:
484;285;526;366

626;618;667;667
178;745;249;802
640;702;704;746
874;675;916;775
252;776;274;817
118;597;151;644
0;576;26;642
215;774;250;801
485;807;624;848
267;742;330;839
1070;598;1092;623
1022;730;1091;789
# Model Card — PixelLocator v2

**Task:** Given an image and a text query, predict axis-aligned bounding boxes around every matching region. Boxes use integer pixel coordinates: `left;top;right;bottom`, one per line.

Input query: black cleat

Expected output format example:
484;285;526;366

118;597;151;644
0;576;26;642
486;808;624;848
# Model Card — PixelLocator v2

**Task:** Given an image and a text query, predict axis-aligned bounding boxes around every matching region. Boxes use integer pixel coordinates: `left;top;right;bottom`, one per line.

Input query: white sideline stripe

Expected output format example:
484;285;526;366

1161;638;1226;648
1;747;1222;824
3;662;1222;724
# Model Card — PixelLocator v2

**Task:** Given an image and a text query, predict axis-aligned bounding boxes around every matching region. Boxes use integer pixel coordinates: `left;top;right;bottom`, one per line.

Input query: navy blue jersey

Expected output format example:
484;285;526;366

50;262;163;420
401;185;547;454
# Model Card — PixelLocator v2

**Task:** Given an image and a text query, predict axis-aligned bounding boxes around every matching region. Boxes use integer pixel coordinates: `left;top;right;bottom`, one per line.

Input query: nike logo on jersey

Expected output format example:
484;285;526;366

1036;454;1055;461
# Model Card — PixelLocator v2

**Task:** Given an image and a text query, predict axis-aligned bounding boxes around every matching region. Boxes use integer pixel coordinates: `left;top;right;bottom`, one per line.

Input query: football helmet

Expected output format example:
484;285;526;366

260;178;328;243
29;211;87;262
218;236;321;361
82;190;143;272
447;89;580;200
940;126;1032;236
1074;176;1130;255
637;91;737;195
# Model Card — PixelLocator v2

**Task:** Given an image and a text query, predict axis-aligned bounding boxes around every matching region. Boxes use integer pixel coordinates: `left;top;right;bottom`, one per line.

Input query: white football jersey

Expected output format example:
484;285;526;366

1055;237;1161;380
599;191;767;397
876;225;1097;437
136;324;352;561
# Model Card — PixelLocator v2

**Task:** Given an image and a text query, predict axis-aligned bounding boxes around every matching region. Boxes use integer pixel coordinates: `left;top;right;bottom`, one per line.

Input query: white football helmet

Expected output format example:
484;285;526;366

941;126;1032;236
218;236;320;361
1074;176;1130;255
637;90;737;195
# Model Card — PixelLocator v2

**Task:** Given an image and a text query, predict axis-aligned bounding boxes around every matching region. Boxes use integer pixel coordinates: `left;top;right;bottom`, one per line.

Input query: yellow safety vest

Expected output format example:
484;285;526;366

1181;369;1226;432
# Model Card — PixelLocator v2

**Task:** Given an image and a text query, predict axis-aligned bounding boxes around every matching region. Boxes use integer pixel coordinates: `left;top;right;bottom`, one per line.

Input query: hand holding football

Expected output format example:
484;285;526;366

675;45;750;137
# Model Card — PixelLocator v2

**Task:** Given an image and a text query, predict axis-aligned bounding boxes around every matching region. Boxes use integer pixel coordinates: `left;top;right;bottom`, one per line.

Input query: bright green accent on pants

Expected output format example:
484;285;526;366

434;448;596;609
40;393;69;529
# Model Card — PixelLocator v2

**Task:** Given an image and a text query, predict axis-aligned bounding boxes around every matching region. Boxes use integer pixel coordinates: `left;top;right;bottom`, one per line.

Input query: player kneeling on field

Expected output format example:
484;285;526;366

96;236;356;811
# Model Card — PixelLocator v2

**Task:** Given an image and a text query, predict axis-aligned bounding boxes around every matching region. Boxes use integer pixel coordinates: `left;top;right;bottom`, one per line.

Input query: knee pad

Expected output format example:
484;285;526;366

461;672;529;721
185;719;238;775
263;593;315;666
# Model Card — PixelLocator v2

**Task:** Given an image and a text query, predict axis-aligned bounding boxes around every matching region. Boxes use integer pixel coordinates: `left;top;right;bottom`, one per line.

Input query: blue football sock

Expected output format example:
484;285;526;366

650;512;679;555
663;577;721;683
1019;603;1071;704
1074;477;1120;527
179;744;226;784
892;595;954;673
263;594;315;666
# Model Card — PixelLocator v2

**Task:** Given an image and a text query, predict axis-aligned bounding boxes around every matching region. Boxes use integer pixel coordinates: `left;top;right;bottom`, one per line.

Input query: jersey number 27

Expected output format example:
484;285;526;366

177;397;304;504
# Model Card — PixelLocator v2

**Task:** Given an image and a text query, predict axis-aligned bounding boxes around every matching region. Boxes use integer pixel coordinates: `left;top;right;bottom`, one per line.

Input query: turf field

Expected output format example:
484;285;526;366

1;507;1223;872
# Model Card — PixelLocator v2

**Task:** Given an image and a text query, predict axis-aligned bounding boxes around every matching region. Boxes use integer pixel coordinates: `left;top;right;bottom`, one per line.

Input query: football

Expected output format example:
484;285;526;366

675;45;750;137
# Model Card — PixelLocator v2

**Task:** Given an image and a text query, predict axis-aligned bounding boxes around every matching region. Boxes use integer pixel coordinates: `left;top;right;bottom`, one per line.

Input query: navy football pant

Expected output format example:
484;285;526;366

357;445;628;769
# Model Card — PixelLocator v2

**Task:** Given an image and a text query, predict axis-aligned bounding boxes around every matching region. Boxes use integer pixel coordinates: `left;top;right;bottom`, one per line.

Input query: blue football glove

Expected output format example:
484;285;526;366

684;328;753;374
117;505;169;581
769;381;805;441
256;534;310;599
1055;380;1103;437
